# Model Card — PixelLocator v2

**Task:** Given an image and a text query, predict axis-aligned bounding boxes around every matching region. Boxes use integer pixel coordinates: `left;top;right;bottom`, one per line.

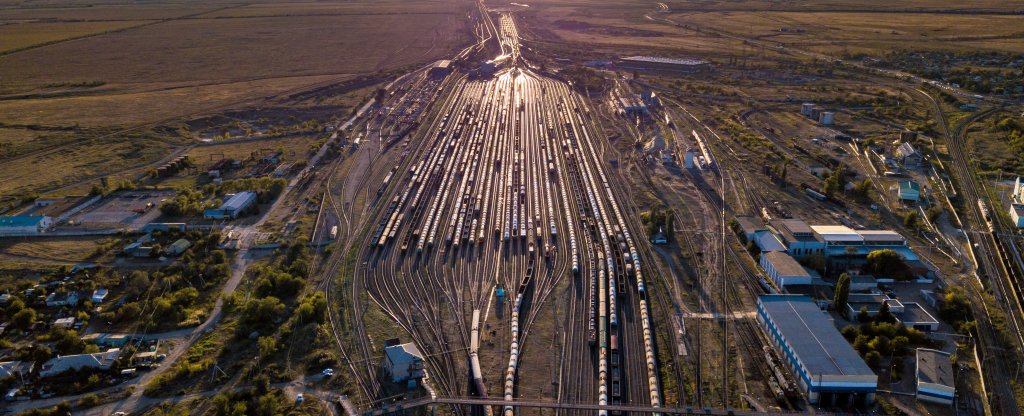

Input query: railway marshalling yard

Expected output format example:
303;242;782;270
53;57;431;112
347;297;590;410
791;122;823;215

4;0;1024;415
332;16;669;414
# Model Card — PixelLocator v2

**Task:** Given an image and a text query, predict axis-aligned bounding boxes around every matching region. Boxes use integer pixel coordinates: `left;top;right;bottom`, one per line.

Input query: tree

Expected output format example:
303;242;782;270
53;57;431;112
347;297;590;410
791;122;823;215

12;308;36;331
877;301;897;324
866;249;912;280
258;336;277;359
903;211;919;229
864;350;882;369
823;166;846;197
834;273;851;318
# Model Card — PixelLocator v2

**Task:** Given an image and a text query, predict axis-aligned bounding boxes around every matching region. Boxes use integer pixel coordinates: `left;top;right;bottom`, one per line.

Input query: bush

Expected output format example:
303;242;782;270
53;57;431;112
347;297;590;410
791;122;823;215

78;393;100;407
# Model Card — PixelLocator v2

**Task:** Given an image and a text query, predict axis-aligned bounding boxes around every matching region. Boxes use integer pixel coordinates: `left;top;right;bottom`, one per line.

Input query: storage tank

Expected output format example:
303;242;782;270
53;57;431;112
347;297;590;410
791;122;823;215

819;111;835;125
801;103;815;116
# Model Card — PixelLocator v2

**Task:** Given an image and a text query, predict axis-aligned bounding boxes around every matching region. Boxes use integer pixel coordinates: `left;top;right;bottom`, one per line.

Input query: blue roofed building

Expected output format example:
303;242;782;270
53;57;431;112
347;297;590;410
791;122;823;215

898;180;920;203
0;215;53;236
757;295;877;406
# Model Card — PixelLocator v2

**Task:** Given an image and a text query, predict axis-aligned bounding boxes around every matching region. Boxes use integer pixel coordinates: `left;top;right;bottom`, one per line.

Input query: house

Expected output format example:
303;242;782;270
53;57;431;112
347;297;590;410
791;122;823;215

53;317;76;329
1010;204;1024;229
759;251;813;286
45;291;80;308
915;349;955;406
898;180;921;203
896;142;923;167
204;191;257;220
383;343;424;383
91;289;108;303
0;216;53;236
82;333;130;348
39;349;121;378
166;239;192;256
651;228;668;245
0;361;33;382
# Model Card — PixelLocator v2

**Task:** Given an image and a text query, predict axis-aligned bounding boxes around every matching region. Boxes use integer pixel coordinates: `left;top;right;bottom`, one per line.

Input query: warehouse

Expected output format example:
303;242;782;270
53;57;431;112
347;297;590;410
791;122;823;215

617;56;711;73
204;191;257;220
757;295;877;406
0;215;53;236
759;251;813;286
915;348;955;406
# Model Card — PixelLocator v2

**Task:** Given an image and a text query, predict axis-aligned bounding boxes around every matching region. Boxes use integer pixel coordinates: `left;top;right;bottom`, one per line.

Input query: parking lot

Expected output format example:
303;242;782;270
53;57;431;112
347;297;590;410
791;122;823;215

69;191;175;229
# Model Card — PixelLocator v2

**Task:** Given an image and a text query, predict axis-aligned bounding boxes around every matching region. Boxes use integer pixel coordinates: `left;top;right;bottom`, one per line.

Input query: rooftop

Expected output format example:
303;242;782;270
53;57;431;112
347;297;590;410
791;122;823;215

735;215;766;233
811;225;863;243
897;302;939;325
916;349;953;387
1013;203;1024;216
771;219;820;243
621;56;709;66
762;251;811;277
385;342;423;363
221;191;256;211
900;181;920;192
754;231;787;252
857;230;905;243
759;295;875;377
0;215;49;227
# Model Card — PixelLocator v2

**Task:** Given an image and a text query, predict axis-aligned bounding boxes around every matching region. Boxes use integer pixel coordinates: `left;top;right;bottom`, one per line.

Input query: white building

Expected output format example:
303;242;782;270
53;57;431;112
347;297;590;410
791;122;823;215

759;251;813;286
384;343;424;383
1012;177;1024;204
1010;204;1024;229
0;216;53;236
39;349;121;378
915;349;955;406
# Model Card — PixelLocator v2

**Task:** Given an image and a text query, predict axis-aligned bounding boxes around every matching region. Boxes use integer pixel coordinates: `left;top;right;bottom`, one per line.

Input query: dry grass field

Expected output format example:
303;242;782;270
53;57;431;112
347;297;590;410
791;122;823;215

519;0;1024;59
0;20;154;53
664;11;1024;55
0;0;471;201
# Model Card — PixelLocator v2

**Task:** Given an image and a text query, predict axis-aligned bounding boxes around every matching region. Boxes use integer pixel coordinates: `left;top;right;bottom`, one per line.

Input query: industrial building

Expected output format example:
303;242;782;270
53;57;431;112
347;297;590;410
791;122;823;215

735;215;766;241
617;56;711;73
0;215;53;236
846;294;940;331
618;95;648;115
383;342;424;384
429;60;452;79
898;180;921;203
204;191;257;220
769;219;824;259
915;349;955;406
757;295;877;406
760;251;813;286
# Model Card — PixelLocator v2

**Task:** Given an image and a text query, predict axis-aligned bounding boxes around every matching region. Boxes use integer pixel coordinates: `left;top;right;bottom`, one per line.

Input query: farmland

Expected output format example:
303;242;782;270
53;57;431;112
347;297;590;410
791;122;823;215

0;0;472;201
